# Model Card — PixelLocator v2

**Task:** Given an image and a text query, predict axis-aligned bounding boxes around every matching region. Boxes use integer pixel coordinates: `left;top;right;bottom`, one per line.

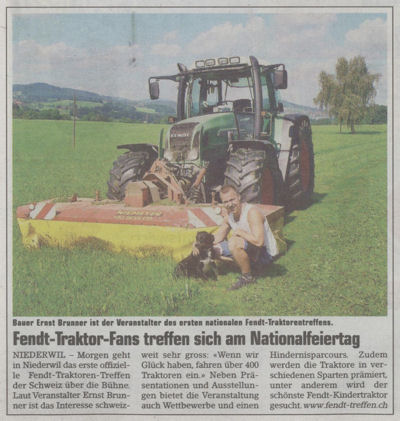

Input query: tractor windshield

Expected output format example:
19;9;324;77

187;72;273;118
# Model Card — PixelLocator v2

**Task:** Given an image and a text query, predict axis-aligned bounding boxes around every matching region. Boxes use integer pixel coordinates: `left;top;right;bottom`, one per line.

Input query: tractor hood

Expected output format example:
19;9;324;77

164;112;235;163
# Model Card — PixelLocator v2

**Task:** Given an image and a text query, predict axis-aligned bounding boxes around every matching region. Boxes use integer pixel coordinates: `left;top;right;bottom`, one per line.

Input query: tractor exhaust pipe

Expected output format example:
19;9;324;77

250;56;263;139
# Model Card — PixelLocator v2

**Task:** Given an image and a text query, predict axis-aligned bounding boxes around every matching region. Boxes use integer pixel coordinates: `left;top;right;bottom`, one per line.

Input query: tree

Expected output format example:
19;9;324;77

364;104;387;124
314;56;380;133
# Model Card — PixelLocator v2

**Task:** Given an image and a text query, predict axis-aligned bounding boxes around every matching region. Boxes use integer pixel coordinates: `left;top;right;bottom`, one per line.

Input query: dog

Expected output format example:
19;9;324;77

174;231;218;280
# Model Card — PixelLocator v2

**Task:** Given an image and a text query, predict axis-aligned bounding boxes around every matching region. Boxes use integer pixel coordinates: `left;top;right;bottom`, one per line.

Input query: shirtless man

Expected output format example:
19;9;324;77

213;184;279;290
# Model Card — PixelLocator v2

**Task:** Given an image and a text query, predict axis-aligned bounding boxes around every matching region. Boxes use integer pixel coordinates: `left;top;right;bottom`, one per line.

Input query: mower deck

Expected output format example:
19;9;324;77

16;199;285;261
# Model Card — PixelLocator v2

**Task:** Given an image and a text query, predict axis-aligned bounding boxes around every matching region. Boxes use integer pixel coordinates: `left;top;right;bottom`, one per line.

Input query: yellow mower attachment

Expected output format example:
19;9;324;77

17;199;285;261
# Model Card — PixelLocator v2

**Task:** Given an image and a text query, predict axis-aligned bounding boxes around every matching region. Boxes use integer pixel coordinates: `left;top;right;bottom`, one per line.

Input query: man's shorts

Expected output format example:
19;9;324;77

216;240;272;267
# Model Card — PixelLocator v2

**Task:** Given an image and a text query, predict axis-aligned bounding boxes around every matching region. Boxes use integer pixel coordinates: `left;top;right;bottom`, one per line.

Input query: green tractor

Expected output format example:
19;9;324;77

107;55;314;208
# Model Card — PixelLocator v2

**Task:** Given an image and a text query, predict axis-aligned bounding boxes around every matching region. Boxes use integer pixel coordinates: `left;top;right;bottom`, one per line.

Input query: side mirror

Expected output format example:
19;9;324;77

149;81;160;100
273;69;287;89
277;102;284;113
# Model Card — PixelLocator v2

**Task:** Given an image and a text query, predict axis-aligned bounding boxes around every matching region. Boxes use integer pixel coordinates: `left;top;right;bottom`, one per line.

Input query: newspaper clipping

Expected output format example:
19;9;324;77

3;1;398;419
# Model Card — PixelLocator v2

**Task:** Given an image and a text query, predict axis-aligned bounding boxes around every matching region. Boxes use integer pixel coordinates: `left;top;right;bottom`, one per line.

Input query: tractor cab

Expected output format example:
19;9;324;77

149;56;287;142
183;57;286;139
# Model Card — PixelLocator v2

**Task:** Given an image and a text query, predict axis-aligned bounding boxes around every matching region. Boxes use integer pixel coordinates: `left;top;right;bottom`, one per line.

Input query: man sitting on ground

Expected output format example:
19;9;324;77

213;184;279;290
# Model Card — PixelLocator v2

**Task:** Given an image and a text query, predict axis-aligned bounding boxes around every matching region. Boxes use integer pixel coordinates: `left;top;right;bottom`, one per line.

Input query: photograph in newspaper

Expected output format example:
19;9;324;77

7;5;394;417
11;9;388;318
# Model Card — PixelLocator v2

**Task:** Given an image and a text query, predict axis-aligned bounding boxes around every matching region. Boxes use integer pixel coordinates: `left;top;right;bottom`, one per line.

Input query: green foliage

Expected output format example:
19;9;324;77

13;120;387;316
314;56;380;133
362;104;387;124
13;100;174;124
13;105;71;121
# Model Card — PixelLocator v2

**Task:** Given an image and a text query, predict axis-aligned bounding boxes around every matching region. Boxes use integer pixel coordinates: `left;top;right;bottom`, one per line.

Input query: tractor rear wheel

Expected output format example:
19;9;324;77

285;118;315;208
107;151;154;200
224;146;283;205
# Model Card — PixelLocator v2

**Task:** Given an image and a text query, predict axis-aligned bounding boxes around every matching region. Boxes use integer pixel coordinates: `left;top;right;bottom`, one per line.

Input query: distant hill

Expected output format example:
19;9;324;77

13;83;108;104
12;83;176;121
281;100;329;120
13;82;177;109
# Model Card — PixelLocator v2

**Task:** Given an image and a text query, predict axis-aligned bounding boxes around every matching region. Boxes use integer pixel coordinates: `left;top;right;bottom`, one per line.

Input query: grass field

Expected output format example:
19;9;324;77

12;120;387;316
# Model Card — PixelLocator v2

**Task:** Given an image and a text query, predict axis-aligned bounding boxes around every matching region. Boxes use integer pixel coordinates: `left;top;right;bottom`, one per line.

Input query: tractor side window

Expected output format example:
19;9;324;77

261;75;271;111
189;78;220;116
236;114;255;139
225;77;254;105
190;78;201;116
224;77;255;139
275;89;282;106
205;82;219;107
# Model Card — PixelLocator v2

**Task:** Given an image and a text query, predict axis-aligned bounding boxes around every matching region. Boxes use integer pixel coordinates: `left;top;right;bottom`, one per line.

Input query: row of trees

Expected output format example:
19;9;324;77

311;104;386;125
13;105;71;121
314;56;381;133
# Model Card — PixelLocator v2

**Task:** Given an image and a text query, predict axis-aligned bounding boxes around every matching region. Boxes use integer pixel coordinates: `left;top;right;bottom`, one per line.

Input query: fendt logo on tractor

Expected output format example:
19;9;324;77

107;55;315;209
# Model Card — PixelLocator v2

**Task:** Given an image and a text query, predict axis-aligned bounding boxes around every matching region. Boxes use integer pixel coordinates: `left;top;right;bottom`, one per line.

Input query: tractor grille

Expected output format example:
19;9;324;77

169;122;198;161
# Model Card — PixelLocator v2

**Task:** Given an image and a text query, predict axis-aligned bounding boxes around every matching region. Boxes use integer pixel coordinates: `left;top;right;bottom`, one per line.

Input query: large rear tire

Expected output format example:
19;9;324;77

107;151;154;200
224;146;283;205
285;118;315;208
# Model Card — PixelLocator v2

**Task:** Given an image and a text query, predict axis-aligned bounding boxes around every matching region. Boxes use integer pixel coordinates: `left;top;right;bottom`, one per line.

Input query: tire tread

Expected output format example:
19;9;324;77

106;151;154;200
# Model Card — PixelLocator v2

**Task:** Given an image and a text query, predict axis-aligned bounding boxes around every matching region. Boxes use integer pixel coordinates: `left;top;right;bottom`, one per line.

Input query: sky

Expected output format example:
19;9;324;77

11;10;388;107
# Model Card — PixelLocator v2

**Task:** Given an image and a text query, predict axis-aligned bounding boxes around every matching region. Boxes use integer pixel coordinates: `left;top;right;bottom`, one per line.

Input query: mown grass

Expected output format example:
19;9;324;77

12;120;387;316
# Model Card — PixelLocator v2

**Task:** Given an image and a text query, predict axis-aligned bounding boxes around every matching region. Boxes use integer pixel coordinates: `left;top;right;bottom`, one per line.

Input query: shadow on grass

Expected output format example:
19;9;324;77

217;260;287;279
73;237;114;251
295;192;327;211
217;261;237;276
285;239;295;252
256;262;287;278
284;192;327;217
311;192;327;205
285;215;296;225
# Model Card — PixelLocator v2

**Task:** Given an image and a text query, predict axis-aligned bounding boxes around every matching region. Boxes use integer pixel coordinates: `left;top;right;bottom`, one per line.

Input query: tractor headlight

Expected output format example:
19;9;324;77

195;60;205;68
205;58;216;67
187;148;199;161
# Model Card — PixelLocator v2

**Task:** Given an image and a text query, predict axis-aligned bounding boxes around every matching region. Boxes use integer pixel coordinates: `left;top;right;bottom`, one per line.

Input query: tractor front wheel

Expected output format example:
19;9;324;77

224;146;283;205
107;151;154;200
